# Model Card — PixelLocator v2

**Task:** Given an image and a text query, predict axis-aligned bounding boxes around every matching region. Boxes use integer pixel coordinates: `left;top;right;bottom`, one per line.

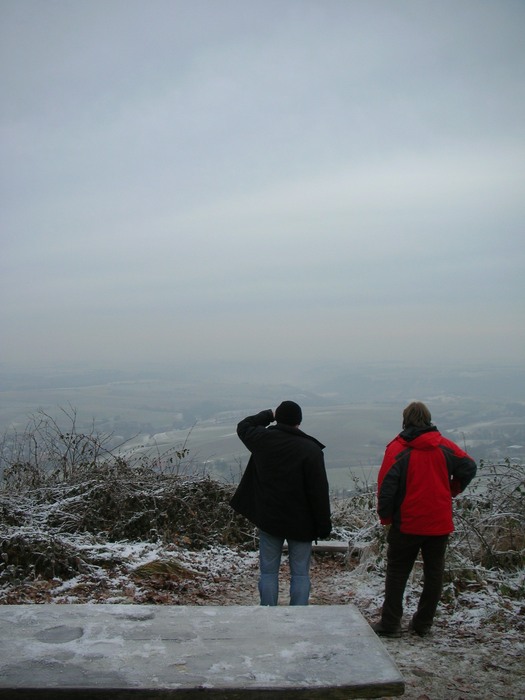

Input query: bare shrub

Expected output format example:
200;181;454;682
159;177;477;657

452;459;525;572
2;411;523;594
1;530;87;583
331;488;387;573
0;407;197;490
331;460;524;595
1;407;117;486
0;409;253;583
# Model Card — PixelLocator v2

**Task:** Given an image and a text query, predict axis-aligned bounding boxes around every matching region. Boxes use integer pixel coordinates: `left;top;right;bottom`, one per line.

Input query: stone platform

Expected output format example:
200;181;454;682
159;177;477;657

0;604;404;698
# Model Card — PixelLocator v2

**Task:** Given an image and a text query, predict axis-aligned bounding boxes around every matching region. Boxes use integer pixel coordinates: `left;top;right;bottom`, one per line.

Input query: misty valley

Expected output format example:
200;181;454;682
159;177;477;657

1;362;524;490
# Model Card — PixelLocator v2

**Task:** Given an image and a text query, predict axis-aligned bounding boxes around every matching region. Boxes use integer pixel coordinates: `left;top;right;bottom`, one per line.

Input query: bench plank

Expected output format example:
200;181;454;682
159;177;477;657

312;540;350;553
0;604;404;698
282;540;349;553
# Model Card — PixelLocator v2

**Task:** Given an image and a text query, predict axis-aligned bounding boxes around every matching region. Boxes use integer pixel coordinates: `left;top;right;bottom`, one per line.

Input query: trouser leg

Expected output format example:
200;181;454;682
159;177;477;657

287;539;312;606
412;535;449;630
381;528;421;629
258;530;283;606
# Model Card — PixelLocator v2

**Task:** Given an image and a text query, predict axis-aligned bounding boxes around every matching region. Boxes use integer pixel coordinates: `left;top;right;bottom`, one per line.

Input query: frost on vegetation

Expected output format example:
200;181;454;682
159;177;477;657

0;412;524;618
0;412;255;596
330;459;524;594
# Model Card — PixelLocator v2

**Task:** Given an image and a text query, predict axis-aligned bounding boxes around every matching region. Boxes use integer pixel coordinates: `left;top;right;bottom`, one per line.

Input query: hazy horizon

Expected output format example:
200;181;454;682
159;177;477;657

1;359;524;488
2;0;524;369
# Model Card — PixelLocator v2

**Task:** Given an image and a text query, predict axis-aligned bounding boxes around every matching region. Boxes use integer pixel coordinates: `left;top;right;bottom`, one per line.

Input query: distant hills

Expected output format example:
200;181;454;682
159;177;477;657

1;361;523;489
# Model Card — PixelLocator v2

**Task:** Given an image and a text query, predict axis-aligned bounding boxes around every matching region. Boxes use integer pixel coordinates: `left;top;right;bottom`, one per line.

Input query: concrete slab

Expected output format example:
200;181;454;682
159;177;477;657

0;604;404;698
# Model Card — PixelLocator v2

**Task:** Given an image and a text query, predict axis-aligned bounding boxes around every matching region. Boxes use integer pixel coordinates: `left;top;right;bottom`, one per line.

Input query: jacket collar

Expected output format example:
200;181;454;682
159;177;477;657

271;422;325;450
400;425;439;442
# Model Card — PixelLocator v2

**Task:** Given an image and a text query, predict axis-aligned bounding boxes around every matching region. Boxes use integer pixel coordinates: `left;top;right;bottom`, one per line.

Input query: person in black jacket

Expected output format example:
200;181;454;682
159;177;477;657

230;401;332;605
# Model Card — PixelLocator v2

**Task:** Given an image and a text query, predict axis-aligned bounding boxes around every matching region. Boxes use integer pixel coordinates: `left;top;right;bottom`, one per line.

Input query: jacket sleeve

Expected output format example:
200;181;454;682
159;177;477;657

304;453;332;539
236;409;274;451
440;439;477;496
377;441;411;525
377;469;399;524
376;444;396;524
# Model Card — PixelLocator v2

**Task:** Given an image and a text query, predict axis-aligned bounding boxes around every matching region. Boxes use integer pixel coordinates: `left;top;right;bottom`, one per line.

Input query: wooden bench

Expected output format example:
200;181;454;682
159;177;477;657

0;604;404;698
312;540;350;554
282;539;350;554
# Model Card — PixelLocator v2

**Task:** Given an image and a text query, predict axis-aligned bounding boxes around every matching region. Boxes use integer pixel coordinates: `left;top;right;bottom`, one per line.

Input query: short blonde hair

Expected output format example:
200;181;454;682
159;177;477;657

403;401;432;429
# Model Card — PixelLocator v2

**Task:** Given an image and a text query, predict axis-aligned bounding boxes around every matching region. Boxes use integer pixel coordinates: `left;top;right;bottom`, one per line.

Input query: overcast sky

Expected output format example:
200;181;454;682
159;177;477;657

1;0;524;372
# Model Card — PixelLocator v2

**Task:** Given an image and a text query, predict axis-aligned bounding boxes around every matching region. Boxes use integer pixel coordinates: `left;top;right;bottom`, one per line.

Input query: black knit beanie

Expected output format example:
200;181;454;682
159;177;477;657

275;401;302;426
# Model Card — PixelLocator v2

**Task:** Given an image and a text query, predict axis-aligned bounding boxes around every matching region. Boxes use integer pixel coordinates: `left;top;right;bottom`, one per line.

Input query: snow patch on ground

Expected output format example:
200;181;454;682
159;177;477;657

1;544;523;699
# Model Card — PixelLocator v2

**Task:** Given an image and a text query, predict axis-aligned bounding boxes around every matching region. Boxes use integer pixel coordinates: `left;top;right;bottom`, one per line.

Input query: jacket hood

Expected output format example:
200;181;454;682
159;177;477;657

398;425;441;450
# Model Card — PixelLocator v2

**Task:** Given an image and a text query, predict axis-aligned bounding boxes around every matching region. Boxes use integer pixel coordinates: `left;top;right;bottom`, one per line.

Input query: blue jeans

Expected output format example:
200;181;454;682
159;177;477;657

258;529;312;606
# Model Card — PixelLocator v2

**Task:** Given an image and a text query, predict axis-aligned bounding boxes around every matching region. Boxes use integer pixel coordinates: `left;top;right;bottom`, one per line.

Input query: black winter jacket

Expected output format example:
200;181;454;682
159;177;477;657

230;410;332;542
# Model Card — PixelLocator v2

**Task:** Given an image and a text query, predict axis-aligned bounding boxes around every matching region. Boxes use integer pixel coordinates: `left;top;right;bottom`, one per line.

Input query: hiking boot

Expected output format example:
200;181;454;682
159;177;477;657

371;621;402;638
408;620;431;637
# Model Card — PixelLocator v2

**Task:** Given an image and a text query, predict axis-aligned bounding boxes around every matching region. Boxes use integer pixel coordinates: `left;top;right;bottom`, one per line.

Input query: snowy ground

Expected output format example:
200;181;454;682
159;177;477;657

1;540;523;700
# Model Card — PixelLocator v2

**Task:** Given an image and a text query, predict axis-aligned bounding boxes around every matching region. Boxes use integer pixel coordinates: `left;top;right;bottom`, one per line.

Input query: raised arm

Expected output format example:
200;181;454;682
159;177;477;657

236;409;274;451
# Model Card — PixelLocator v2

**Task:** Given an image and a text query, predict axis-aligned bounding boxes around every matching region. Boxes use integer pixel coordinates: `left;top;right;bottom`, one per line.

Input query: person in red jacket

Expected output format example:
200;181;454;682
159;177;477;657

372;401;476;638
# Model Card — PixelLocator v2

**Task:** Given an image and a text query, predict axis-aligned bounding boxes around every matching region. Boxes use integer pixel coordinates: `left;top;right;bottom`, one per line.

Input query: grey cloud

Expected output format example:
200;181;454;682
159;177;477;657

1;0;524;367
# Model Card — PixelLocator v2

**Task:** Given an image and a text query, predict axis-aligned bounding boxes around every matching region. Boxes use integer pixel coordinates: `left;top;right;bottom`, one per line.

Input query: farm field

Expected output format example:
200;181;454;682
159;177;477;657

1;363;524;488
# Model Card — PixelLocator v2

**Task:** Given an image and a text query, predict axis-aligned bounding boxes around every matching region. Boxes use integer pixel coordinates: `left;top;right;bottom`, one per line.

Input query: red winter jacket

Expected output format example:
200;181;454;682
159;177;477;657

377;426;476;536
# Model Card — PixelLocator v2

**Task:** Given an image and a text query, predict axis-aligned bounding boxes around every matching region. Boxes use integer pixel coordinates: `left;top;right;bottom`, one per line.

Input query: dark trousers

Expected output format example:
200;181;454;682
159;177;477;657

381;527;449;630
